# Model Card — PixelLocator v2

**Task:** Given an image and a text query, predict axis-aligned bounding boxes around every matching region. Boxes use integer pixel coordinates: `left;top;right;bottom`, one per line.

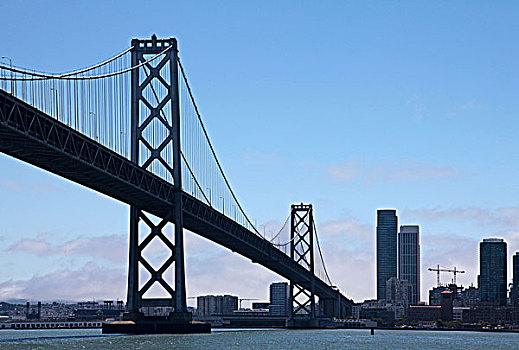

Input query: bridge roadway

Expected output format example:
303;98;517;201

0;89;353;314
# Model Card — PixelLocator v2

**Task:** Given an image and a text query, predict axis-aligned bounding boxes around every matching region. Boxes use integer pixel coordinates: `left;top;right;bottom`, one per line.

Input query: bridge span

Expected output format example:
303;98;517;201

0;36;353;332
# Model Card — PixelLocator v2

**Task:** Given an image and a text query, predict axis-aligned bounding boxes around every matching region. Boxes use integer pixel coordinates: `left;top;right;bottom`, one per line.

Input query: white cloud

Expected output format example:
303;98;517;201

455;100;477;111
8;238;51;256
326;159;457;184
403;206;519;228
57;235;127;263
0;262;125;301
185;232;281;304
315;218;375;301
406;94;425;121
326;162;362;182
243;151;283;165
5;210;514;305
0;180;59;193
6;234;127;263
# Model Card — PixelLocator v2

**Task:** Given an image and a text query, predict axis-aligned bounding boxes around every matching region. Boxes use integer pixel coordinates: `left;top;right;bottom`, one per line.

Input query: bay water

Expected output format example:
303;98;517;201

0;328;517;349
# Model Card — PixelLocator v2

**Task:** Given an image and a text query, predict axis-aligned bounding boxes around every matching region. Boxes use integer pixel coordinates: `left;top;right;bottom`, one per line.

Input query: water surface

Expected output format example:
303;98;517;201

0;328;517;349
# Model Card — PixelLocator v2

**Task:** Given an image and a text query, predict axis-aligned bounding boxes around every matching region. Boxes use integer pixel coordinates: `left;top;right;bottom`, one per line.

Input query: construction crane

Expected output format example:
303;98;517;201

428;265;465;286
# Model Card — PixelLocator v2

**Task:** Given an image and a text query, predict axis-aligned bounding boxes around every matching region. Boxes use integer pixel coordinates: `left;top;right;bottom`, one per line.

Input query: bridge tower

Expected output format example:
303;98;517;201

116;35;206;332
287;203;318;328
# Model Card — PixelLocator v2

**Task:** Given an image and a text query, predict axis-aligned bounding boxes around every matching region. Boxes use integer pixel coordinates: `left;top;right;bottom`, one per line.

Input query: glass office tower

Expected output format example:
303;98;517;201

377;209;398;300
479;238;507;305
398;225;420;305
511;252;519;306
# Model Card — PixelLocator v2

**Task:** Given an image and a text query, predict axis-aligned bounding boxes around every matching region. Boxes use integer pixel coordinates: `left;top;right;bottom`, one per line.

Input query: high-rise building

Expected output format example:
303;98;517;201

385;277;413;308
269;282;289;316
511;252;519;306
377;209;398;300
398;225;420;304
479;238;507;305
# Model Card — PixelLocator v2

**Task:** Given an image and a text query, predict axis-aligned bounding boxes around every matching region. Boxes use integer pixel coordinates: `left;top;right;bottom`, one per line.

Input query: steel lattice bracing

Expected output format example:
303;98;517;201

289;204;316;320
127;36;188;318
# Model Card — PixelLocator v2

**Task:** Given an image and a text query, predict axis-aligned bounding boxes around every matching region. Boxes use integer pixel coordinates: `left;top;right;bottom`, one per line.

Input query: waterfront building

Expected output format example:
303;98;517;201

407;293;453;324
429;284;461;306
462;305;519;325
269;282;289;316
511;252;519;306
359;307;395;327
196;295;238;316
357;298;404;322
452;307;470;321
440;291;454;322
457;286;480;307
407;305;441;323
479;238;507;305
377;209;398;300
398;225;420;304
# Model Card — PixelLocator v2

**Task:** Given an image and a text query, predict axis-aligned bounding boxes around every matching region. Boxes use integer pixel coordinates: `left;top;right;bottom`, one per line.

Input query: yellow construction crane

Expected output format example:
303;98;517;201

428;265;465;286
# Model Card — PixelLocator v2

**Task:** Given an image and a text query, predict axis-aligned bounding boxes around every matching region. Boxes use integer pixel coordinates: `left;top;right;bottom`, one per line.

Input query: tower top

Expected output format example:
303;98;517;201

482;238;504;243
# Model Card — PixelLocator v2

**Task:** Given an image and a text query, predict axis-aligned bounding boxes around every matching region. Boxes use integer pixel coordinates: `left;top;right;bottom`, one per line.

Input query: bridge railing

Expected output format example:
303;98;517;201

0;50;133;159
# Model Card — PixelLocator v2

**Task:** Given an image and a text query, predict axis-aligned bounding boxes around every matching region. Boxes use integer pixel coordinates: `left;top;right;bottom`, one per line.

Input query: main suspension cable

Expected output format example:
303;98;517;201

268;213;290;243
0;46;171;81
56;46;133;77
313;220;333;285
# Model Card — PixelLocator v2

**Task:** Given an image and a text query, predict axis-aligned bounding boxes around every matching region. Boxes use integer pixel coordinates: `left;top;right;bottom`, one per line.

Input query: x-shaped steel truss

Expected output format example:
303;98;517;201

290;203;316;319
136;211;176;301
127;36;186;315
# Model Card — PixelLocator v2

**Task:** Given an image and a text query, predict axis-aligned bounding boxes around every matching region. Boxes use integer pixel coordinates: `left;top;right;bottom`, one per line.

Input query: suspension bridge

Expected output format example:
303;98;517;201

0;35;352;333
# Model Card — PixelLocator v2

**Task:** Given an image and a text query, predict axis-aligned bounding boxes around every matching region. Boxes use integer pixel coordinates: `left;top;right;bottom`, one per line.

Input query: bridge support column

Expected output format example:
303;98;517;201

287;203;318;328
104;35;209;334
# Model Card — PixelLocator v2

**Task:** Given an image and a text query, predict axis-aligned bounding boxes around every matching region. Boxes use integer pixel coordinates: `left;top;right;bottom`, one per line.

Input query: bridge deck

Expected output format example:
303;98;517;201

0;89;352;308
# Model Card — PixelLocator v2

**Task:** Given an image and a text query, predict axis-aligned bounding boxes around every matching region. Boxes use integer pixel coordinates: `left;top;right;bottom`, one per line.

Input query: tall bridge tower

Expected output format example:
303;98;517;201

123;35;193;329
287;203;318;328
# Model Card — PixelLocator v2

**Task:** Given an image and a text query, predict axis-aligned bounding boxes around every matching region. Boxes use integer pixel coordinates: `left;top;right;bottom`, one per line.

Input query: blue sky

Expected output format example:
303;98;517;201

0;1;518;304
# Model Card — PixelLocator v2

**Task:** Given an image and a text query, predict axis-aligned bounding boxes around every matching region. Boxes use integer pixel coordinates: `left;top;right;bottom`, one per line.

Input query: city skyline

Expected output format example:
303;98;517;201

1;1;519;304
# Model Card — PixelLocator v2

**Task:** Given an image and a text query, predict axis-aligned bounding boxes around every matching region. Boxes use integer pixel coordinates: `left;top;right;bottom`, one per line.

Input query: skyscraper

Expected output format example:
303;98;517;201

511;252;519;306
479;238;507;305
377;209;398;300
398;225;420;304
